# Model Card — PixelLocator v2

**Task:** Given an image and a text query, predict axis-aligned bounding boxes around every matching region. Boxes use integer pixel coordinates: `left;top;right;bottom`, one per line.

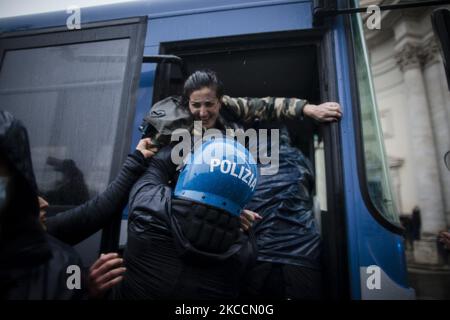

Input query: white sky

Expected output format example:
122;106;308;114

0;0;137;18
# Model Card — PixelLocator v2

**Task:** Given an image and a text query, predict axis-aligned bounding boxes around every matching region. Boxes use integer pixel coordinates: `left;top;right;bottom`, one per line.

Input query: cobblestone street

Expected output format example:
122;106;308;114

406;249;450;300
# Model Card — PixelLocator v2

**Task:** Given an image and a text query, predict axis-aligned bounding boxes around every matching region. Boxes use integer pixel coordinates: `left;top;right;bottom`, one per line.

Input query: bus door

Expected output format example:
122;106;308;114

318;0;415;299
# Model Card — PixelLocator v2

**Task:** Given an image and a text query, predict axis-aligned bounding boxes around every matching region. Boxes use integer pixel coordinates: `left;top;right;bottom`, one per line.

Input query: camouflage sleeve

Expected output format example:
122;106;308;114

221;95;308;124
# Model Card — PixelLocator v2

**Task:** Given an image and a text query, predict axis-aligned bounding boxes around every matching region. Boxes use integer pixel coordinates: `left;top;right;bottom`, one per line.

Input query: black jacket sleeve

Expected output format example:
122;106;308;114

127;145;177;232
46;150;148;245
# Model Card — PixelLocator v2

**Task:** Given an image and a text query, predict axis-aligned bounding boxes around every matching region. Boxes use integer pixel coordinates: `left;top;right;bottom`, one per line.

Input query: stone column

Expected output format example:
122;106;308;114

395;43;447;264
422;38;450;227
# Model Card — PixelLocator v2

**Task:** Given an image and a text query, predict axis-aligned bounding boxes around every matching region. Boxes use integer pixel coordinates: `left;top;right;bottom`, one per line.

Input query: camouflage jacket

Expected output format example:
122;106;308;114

141;95;308;147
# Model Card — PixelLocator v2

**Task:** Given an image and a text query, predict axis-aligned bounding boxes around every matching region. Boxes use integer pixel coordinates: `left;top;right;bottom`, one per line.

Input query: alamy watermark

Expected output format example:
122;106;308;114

170;121;280;176
66;265;81;290
366;5;381;30
366;265;381;290
66;6;81;30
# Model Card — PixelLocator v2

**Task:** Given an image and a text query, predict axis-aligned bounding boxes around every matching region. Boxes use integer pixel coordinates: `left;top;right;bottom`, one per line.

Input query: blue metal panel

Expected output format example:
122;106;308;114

333;14;409;299
0;0;311;33
146;2;312;45
333;14;361;299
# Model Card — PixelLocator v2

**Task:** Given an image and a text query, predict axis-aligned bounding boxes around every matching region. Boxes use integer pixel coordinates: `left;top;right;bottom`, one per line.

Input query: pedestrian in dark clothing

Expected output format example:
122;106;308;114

411;206;421;242
0;110;158;299
0;110;83;300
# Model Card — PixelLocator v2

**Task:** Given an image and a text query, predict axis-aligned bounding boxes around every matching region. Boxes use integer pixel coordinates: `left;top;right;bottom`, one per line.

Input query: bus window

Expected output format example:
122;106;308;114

0;18;146;264
0;39;130;206
351;10;401;227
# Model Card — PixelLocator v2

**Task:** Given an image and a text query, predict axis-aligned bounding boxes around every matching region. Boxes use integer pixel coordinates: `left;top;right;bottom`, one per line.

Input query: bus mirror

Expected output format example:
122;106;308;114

142;54;187;79
143;54;188;103
431;8;450;91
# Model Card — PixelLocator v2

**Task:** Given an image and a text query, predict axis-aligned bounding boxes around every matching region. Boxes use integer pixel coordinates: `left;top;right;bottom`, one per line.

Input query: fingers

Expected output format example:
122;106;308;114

240;210;262;231
140;149;157;158
90;252;118;272
306;102;343;123
240;217;251;231
95;266;126;286
242;209;262;220
98;275;124;292
90;254;124;280
442;231;450;238
89;252;125;298
323;103;342;118
91;258;124;280
136;138;159;159
322;117;338;123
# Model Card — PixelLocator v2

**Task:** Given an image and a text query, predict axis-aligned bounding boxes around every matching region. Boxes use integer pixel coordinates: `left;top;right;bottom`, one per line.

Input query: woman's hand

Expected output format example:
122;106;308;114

136;138;158;159
240;209;262;231
303;102;343;122
438;231;450;250
88;253;126;299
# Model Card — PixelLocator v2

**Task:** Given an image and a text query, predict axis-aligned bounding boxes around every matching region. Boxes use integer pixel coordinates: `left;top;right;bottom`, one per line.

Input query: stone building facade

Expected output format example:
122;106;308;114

361;0;450;264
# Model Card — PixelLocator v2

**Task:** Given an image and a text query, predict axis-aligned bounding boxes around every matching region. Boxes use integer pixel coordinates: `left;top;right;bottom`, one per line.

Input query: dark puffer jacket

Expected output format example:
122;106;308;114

0;111;83;300
112;146;256;299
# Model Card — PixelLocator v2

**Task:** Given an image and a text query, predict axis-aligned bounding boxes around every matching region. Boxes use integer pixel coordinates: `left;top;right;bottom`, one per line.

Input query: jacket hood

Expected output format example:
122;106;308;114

0;110;51;269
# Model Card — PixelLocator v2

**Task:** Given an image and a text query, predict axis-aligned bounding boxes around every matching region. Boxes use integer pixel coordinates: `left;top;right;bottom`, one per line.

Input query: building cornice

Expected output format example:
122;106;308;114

363;0;434;49
395;38;441;71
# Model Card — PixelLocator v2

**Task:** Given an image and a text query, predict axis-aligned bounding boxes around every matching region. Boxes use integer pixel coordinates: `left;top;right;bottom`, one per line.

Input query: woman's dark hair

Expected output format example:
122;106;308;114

182;70;224;107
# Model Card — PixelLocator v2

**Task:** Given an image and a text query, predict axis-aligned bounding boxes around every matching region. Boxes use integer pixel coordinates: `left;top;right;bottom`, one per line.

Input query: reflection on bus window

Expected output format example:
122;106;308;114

352;6;401;226
0;39;130;206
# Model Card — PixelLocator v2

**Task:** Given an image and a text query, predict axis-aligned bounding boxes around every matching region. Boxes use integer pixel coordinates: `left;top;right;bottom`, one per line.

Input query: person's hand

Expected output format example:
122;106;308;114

136;138;158;159
438;231;450;250
303;102;343;122
88;253;126;298
240;209;262;231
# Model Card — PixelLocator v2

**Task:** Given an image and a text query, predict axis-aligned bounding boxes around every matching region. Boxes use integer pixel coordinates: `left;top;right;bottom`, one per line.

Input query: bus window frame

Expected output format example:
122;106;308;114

343;13;405;235
0;16;148;253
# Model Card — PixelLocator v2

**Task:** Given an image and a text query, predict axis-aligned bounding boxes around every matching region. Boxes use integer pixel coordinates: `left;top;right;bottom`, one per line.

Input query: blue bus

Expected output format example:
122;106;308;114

2;0;437;299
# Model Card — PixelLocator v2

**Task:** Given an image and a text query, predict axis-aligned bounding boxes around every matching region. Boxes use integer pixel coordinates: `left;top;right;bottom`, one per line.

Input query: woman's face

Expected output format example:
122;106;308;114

188;87;221;129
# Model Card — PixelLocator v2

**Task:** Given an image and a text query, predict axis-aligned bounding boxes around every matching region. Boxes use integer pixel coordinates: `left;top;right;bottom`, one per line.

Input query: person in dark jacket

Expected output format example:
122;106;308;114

0;110;83;300
0;111;156;299
113;137;259;299
242;129;322;299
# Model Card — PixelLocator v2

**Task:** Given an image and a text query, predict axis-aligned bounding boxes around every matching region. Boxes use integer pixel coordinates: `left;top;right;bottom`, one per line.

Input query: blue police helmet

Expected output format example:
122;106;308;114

174;137;258;216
